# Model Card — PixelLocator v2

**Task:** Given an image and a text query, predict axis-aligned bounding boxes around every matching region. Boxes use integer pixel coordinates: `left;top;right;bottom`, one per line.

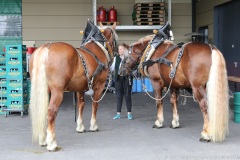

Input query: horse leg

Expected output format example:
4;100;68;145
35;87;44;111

192;87;210;142
153;89;164;129
89;82;105;132
170;89;180;128
46;90;63;151
76;92;86;133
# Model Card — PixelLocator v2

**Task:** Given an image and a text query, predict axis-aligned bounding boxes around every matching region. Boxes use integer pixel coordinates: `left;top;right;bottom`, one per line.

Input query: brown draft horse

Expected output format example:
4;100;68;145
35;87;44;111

29;21;118;151
119;33;229;142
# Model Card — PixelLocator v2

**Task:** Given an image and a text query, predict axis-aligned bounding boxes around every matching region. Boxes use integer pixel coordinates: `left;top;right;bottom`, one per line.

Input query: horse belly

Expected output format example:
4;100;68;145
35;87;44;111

65;76;89;92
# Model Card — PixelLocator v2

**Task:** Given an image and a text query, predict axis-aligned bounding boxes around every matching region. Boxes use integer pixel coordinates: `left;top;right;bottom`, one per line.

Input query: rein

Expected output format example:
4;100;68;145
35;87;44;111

123;44;148;73
131;70;173;102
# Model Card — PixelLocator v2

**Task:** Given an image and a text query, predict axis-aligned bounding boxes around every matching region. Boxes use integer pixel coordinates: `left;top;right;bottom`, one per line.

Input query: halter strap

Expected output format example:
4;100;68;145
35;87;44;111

80;46;106;78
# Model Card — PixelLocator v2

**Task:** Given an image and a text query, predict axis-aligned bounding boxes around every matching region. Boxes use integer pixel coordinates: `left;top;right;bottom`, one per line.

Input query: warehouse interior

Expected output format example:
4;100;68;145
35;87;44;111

0;0;240;158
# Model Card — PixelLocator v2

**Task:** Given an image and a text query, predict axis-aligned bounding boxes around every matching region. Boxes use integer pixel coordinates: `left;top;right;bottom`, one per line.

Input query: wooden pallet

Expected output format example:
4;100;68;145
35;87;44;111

133;21;165;25
134;18;164;22
134;10;165;15
134;14;165;19
134;6;165;11
97;21;119;25
134;3;165;8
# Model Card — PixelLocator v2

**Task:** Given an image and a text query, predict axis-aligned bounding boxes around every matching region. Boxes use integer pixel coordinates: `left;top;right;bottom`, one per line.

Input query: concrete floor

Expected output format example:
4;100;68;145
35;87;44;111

0;92;240;160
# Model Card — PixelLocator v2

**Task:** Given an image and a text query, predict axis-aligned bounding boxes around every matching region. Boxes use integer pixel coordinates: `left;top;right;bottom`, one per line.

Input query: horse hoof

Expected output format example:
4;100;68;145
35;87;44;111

77;129;86;133
40;144;47;147
199;138;211;143
170;125;180;129
152;125;162;129
48;146;62;152
90;129;99;132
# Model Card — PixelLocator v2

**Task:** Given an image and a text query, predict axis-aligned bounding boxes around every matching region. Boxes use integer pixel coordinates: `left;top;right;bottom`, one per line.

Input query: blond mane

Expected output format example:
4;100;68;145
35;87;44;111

131;34;154;46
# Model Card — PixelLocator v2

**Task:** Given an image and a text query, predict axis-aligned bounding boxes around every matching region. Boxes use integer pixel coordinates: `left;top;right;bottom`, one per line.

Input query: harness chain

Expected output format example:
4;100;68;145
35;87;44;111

80;46;105;78
169;45;185;79
137;43;187;101
78;52;93;90
78;50;113;103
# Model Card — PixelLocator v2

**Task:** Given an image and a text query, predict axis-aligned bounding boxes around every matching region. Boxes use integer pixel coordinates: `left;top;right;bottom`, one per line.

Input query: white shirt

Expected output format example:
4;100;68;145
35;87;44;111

110;56;124;72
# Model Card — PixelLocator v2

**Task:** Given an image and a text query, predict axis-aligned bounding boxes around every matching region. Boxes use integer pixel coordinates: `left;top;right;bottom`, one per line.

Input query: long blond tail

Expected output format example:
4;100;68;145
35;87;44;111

30;47;49;142
207;48;229;142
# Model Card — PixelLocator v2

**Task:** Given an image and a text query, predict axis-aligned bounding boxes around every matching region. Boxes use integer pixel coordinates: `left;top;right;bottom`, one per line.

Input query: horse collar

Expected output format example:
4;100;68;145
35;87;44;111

82;21;105;46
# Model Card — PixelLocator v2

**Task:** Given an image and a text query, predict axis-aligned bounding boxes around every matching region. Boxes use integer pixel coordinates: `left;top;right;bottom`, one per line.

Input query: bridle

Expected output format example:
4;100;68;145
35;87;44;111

123;44;148;73
103;27;117;63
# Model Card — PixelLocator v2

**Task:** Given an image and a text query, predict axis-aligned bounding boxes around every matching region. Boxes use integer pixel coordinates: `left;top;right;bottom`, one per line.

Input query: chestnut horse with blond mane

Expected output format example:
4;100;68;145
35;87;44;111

29;21;118;151
119;26;229;142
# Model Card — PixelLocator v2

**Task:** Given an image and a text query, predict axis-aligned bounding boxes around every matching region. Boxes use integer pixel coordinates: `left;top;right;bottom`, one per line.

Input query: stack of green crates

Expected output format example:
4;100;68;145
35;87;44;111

0;52;6;115
0;0;22;52
0;80;7;115
1;45;29;117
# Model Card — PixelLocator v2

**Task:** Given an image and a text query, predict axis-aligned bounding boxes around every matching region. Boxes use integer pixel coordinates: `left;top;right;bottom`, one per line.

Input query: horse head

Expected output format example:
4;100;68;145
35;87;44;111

81;20;118;65
99;22;118;60
119;35;153;76
119;22;174;76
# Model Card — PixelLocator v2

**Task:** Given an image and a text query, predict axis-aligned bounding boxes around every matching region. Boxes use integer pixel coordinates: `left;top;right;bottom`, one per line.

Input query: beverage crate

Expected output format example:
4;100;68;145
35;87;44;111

0;86;7;96
6;67;27;79
0;79;7;96
5;45;27;80
0;97;7;115
0;67;6;78
0;97;7;106
1;79;29;117
0;52;6;63
7;79;28;89
7;102;28;112
5;45;26;56
6;57;26;66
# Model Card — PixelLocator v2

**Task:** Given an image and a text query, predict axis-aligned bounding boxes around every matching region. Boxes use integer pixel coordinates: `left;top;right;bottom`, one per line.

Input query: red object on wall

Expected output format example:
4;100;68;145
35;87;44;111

108;6;117;22
27;47;36;54
97;6;107;22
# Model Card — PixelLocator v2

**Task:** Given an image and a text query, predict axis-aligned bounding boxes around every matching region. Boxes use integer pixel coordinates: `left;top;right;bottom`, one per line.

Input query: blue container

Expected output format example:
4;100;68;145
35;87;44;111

132;78;137;92
145;78;153;92
136;79;142;92
234;92;240;123
141;78;145;92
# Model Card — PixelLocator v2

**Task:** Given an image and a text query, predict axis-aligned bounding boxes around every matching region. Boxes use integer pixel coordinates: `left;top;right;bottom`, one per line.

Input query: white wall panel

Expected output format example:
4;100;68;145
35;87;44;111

22;16;91;28
23;3;92;16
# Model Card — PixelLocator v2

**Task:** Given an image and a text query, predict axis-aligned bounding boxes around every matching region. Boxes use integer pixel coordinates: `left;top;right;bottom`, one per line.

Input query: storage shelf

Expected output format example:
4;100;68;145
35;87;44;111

93;0;171;31
98;25;163;31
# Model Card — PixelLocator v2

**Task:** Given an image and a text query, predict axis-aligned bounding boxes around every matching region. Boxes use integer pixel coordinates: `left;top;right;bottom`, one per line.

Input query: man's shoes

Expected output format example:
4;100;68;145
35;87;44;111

113;114;121;119
128;114;133;120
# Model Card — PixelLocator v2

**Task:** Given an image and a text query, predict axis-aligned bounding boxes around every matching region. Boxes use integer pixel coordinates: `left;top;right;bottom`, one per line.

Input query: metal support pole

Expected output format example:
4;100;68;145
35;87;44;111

92;0;97;25
168;0;171;25
73;92;77;122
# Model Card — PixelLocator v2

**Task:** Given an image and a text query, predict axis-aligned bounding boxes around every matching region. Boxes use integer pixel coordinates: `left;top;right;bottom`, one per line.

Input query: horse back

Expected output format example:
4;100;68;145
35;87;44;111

178;42;212;87
154;42;212;88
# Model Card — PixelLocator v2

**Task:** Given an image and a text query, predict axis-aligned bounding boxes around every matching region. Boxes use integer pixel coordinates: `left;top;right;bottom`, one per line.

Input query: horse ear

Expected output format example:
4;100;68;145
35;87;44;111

122;43;129;50
112;22;117;30
99;21;103;28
